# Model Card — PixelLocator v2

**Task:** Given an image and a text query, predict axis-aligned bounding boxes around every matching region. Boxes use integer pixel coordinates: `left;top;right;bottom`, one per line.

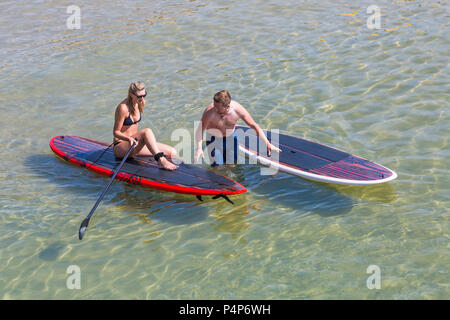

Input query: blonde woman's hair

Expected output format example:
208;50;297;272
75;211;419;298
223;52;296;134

126;81;146;113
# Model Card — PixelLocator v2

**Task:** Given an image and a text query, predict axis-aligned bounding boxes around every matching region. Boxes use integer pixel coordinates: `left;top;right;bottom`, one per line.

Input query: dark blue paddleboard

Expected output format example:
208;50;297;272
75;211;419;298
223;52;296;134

235;126;397;185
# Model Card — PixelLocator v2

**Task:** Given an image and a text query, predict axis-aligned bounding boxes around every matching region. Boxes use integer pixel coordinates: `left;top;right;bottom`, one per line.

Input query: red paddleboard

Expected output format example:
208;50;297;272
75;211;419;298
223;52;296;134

50;135;247;196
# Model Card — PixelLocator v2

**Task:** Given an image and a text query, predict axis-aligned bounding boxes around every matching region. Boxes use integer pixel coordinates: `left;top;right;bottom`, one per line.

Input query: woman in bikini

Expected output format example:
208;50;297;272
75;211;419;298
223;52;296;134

113;81;178;170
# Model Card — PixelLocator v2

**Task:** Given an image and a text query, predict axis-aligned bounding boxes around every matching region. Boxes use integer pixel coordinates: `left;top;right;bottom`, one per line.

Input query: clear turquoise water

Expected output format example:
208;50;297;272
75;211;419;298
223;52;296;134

0;0;448;299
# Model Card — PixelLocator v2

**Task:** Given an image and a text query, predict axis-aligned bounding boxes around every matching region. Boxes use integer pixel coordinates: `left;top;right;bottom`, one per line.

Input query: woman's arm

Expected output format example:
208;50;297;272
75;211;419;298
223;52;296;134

113;104;134;144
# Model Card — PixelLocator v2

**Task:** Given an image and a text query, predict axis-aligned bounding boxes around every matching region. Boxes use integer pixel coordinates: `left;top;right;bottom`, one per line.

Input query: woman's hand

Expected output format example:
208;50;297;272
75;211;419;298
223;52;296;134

128;137;138;146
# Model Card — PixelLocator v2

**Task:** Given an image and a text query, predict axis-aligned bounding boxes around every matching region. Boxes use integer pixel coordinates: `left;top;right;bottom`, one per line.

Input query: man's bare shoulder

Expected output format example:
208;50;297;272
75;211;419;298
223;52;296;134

231;100;247;114
204;103;214;112
202;103;215;117
230;100;243;107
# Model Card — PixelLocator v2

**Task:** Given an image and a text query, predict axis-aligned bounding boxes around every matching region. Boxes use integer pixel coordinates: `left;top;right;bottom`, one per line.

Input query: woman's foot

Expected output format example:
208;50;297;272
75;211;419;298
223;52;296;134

158;157;178;170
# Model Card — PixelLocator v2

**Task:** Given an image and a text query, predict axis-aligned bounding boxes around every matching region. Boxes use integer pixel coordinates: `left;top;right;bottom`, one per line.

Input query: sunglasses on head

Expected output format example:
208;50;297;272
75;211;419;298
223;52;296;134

133;92;147;99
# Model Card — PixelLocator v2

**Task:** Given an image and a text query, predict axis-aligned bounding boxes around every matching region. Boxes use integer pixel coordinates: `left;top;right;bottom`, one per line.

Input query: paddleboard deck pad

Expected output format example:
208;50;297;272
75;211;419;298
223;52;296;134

235;126;397;185
50;135;247;196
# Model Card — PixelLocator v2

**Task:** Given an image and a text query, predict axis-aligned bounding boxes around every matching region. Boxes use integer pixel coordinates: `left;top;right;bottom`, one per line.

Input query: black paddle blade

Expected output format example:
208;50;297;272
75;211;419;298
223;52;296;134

196;195;203;201
79;218;90;240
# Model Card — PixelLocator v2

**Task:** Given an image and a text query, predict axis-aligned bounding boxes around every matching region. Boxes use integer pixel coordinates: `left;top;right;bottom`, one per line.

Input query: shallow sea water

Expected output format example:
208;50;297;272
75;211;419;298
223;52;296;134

0;0;448;299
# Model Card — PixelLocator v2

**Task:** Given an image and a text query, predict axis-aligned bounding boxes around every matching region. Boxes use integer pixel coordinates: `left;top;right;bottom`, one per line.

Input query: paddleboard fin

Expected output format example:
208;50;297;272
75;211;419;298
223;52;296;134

212;193;234;205
196;195;203;201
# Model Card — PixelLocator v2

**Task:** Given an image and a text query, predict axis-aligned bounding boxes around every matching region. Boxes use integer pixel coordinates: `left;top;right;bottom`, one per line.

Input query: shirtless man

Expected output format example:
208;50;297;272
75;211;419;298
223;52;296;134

195;90;281;165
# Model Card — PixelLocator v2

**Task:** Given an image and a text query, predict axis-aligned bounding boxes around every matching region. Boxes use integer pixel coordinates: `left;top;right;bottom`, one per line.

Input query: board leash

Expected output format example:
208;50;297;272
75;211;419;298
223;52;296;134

86;141;117;169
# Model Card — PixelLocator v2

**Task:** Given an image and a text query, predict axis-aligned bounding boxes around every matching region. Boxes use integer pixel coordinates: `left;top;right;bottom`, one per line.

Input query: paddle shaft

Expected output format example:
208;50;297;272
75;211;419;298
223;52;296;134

78;141;136;240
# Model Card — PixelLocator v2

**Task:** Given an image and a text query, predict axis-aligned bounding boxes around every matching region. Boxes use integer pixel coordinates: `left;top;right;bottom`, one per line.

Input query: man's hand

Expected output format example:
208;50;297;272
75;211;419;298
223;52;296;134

195;148;205;163
266;143;281;157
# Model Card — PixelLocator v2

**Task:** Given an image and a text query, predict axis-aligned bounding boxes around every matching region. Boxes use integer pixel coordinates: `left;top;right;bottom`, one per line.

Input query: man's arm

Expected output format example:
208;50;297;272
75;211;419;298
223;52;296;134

194;109;209;162
236;103;281;156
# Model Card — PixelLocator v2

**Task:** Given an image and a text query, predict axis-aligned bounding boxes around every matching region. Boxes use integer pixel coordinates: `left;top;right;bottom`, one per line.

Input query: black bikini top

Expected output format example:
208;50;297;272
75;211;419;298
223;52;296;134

123;112;141;126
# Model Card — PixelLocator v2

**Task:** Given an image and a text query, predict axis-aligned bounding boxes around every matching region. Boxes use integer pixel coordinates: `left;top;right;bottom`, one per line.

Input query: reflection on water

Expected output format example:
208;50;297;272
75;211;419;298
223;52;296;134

38;242;65;261
326;182;398;203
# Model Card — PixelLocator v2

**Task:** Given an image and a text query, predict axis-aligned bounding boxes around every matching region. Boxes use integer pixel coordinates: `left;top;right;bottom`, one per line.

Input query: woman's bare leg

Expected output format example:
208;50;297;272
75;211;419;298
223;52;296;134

133;128;178;170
